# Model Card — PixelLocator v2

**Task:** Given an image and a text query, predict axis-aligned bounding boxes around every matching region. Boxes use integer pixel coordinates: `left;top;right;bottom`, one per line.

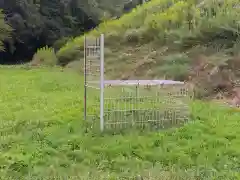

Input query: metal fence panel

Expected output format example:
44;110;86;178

84;34;191;132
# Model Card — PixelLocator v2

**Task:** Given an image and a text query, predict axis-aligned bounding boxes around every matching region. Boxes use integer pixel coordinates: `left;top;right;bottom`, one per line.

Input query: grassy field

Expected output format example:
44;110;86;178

1;66;240;179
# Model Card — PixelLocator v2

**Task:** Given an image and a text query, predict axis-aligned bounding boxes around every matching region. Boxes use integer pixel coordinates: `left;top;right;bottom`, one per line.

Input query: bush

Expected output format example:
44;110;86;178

31;46;58;66
64;60;83;74
124;29;141;43
57;46;83;66
155;53;191;81
0;9;12;51
52;37;73;51
105;31;122;45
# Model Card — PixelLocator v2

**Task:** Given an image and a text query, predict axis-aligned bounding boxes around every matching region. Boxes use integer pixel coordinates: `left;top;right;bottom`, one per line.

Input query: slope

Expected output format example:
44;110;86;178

56;0;240;99
1;66;240;179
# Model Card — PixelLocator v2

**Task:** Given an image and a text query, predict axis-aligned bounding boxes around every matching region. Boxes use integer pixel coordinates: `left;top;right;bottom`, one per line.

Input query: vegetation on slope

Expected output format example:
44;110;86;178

55;0;240;99
0;66;240;179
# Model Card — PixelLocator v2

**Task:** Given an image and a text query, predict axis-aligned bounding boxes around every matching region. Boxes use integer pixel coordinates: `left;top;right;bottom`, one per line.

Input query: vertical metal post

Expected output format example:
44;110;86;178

135;83;139;126
84;36;87;121
100;34;104;131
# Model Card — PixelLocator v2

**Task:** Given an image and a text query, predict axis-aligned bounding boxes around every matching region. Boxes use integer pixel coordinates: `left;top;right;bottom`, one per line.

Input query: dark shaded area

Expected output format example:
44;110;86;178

0;0;98;64
0;36;46;65
0;17;97;65
0;0;147;65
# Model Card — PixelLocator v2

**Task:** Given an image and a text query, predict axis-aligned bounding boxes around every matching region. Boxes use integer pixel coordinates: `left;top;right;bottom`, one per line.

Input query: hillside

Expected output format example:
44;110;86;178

54;0;240;100
1;66;240;179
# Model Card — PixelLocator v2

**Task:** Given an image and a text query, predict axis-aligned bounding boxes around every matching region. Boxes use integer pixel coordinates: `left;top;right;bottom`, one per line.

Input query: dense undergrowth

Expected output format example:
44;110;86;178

1;66;240;179
30;0;240;99
56;0;240;64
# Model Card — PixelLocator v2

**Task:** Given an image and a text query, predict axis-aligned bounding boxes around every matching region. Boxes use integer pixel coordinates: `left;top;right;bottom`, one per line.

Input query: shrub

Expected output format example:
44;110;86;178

105;31;122;45
64;60;83;74
31;46;58;66
53;37;73;51
124;29;141;43
57;46;83;66
0;9;12;51
155;53;191;81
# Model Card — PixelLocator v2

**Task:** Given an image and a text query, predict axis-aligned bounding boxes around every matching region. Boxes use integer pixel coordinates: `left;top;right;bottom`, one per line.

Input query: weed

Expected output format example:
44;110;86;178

1;66;240;179
31;46;58;66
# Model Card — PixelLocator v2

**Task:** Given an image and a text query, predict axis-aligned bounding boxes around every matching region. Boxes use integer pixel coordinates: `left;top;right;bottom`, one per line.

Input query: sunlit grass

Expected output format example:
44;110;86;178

1;66;240;179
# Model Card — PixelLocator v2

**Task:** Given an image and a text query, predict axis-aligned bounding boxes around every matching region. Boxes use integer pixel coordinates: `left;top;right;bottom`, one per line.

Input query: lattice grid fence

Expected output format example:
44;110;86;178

84;34;191;132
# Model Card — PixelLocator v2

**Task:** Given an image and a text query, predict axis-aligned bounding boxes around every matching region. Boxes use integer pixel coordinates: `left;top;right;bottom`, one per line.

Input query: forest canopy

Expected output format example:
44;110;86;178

0;9;12;52
0;0;143;64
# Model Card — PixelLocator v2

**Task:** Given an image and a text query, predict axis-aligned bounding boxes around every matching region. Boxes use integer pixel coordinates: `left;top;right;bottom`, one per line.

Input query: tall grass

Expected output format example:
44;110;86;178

1;66;240;179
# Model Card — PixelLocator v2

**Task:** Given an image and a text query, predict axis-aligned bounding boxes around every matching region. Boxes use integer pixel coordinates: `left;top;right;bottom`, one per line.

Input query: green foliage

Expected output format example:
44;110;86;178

156;53;191;81
124;29;142;43
1;66;240;179
64;60;83;73
58;46;84;66
57;0;240;69
56;0;173;63
31;46;58;66
53;37;73;51
0;9;12;51
1;0;141;63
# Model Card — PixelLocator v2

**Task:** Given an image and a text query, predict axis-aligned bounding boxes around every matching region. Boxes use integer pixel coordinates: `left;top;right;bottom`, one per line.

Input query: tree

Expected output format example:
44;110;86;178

0;9;12;51
0;0;144;64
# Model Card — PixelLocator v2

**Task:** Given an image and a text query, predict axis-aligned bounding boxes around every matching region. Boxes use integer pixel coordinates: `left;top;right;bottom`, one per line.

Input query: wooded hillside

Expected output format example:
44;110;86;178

0;0;142;64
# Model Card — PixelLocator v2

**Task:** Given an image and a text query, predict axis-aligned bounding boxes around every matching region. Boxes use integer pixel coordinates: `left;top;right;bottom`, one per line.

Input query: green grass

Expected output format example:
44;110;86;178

1;66;240;179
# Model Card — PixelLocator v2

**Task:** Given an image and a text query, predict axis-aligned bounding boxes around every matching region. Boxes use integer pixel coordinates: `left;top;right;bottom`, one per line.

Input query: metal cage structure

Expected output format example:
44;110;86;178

84;34;191;132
